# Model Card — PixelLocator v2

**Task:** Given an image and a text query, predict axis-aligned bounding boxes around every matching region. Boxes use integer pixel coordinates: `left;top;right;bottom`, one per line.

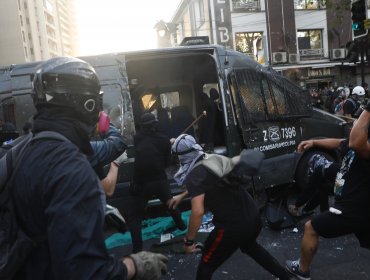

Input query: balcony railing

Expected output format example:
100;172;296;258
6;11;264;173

232;0;261;12
298;48;324;60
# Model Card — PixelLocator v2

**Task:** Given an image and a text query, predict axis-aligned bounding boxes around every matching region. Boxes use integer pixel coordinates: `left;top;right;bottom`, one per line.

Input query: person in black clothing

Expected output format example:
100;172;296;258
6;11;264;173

125;112;186;253
171;134;294;280
286;106;370;280
11;57;167;280
343;85;365;118
198;91;216;151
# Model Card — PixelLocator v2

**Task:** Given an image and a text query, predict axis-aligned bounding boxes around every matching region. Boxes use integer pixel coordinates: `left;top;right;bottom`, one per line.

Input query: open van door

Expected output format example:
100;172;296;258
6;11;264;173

227;68;306;190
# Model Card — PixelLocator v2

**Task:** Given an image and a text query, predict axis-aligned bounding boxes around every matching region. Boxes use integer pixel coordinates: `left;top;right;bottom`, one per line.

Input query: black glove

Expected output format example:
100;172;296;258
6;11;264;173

129;251;168;280
364;99;370;112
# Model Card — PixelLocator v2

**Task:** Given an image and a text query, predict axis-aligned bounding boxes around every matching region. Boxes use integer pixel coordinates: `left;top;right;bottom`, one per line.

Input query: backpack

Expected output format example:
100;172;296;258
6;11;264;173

193;149;265;181
0;131;69;280
193;150;265;236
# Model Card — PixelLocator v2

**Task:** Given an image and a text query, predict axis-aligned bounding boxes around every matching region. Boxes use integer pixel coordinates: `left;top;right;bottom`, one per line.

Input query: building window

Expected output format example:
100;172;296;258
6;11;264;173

295;0;325;9
232;0;261;12
24;46;28;58
193;0;205;29
18;0;21;10
43;0;53;13
22;31;26;42
20;15;23;26
235;32;265;64
297;29;324;60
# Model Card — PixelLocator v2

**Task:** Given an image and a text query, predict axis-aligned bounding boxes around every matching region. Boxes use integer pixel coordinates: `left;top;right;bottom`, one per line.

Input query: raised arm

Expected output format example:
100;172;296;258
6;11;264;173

349;108;370;158
89;124;127;168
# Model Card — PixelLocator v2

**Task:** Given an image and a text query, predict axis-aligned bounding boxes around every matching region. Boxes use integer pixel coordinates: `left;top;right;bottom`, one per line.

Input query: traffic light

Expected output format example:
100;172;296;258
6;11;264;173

351;0;368;39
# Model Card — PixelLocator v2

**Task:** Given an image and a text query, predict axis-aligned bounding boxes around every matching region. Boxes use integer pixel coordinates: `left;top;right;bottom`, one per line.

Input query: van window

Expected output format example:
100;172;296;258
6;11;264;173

141;92;157;110
264;70;312;118
234;70;266;122
261;78;276;116
0;97;19;143
102;84;135;144
270;81;289;115
0;98;17;129
160;91;179;109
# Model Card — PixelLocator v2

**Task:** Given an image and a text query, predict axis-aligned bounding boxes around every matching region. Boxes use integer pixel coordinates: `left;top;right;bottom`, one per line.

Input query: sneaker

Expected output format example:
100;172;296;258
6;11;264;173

286;259;311;280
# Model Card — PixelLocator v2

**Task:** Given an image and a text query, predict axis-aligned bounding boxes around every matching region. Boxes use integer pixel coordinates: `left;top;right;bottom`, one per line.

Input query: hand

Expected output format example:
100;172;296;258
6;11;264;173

166;198;177;210
114;151;128;166
170;138;176;144
297;140;313;153
183;243;202;254
129;251;168;280
167;194;184;210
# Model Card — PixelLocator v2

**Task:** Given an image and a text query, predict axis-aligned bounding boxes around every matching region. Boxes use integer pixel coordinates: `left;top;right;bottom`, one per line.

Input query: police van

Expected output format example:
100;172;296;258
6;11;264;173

0;44;349;210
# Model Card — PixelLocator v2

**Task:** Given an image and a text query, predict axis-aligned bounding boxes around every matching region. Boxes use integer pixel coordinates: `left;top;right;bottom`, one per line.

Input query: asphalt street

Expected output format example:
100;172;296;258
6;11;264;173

115;212;370;280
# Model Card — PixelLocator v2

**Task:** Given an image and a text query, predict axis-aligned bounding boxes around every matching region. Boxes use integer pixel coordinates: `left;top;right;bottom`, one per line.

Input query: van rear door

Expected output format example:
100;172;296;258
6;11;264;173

227;68;308;189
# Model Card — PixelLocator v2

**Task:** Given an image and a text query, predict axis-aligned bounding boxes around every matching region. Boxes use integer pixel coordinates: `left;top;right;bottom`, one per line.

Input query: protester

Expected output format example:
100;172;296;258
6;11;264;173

286;106;370;280
89;122;128;196
11;57;167;280
324;85;337;113
125;112;186;253
170;134;294;280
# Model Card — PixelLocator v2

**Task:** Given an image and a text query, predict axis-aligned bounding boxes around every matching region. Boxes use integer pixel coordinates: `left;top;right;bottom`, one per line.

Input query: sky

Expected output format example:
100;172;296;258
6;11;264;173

74;0;181;56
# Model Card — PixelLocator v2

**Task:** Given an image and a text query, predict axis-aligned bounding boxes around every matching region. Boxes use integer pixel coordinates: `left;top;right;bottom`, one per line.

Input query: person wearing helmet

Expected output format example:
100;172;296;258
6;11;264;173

124;112;186;253
170;134;294;280
11;57;167;280
343;85;365;118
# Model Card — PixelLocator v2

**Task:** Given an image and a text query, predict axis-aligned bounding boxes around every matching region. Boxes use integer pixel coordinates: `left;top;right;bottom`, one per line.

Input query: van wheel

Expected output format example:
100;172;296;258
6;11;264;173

294;150;335;192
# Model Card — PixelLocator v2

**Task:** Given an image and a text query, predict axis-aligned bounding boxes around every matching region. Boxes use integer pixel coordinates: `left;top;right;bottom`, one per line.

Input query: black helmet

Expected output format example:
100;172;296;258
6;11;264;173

32;56;102;125
141;112;158;125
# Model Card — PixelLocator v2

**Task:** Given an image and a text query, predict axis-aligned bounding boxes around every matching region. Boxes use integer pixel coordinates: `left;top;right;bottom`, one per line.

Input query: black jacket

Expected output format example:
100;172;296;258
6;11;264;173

12;111;127;280
133;130;171;185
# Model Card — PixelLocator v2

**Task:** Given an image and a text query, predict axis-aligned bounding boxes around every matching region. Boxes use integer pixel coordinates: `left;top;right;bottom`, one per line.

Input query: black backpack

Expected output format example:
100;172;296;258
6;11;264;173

0;131;69;280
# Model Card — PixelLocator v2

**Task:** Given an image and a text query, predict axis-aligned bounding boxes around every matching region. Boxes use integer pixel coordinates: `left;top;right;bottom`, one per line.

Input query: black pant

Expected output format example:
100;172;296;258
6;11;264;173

125;179;185;253
196;227;292;280
295;162;340;212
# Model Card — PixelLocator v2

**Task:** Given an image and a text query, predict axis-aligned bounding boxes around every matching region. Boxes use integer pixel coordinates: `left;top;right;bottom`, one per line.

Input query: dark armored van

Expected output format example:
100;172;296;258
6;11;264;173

0;44;349;210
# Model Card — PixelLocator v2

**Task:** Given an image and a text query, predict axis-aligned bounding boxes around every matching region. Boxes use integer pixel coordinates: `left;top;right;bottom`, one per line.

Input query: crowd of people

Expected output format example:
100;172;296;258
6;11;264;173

3;56;370;280
310;82;369;119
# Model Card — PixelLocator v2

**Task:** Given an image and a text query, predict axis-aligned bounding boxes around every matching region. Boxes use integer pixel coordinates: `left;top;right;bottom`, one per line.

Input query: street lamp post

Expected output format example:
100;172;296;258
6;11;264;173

154;20;177;48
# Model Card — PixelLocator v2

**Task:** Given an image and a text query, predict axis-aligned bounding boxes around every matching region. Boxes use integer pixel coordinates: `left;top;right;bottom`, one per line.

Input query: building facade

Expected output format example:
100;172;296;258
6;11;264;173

168;0;370;89
0;0;77;66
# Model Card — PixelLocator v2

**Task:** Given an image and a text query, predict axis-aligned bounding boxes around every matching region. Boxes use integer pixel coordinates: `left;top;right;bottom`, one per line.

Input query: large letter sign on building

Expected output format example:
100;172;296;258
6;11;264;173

214;0;234;49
